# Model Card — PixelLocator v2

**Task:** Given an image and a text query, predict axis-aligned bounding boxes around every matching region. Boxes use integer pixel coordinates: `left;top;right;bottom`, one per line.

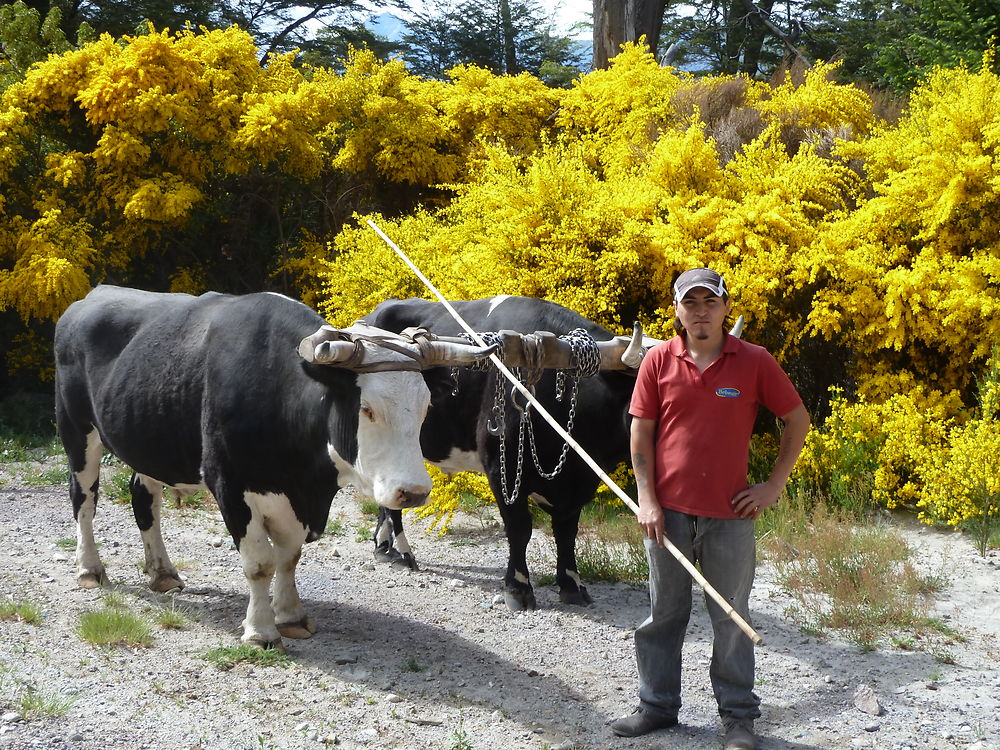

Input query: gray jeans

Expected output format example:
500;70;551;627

635;510;760;724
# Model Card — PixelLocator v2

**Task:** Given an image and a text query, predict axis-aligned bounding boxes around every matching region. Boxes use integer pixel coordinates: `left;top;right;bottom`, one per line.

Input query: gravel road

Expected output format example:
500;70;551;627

0;478;998;750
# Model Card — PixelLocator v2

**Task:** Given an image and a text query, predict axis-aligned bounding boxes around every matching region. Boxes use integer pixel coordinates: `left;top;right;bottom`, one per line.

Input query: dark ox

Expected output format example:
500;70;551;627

54;285;493;649
364;295;639;611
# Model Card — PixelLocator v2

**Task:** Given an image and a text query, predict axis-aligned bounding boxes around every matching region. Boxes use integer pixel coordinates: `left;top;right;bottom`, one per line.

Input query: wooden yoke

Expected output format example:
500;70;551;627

423;328;643;371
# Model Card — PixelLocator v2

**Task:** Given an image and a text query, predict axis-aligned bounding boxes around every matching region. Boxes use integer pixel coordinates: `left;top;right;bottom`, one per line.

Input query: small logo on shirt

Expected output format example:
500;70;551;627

716;387;741;398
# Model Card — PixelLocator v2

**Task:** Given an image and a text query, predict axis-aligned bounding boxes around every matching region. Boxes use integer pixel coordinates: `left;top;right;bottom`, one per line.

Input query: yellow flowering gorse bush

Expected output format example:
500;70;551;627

1;27;997;538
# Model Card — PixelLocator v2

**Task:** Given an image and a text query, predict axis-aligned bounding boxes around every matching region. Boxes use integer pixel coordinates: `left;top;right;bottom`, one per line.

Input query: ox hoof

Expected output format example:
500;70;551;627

375;544;418;570
277;617;317;640
393;552;419;572
77;570;107;589
559;586;594;606
243;636;286;653
503;588;537;612
374;543;401;565
149;575;185;593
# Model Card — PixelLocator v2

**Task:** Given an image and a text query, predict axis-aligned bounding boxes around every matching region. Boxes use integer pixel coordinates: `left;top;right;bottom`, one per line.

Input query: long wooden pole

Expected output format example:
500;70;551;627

368;219;763;646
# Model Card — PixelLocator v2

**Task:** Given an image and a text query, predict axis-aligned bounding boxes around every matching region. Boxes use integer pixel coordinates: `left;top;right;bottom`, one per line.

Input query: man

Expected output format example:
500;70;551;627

610;268;810;750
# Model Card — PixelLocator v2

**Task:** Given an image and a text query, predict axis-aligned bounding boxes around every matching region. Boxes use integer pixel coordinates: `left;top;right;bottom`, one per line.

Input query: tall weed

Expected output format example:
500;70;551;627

763;497;936;650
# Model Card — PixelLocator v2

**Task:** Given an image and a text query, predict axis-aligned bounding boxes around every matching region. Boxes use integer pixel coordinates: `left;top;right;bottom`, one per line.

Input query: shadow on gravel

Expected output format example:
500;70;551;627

115;570;957;750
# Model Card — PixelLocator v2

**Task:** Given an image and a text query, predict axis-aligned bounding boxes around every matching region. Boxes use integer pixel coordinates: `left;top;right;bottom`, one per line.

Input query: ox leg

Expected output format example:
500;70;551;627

551;510;593;606
130;474;184;592
209;479;282;649
235;512;284;651
69;429;106;589
265;502;315;640
495;495;537;612
373;508;418;571
272;542;316;640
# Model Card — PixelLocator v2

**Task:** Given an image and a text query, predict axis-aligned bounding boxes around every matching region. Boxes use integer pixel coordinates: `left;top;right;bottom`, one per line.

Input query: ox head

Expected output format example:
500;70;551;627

298;323;496;510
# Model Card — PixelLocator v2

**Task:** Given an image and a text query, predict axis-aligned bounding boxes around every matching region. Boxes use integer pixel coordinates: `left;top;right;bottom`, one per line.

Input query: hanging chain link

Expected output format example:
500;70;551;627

487;327;601;504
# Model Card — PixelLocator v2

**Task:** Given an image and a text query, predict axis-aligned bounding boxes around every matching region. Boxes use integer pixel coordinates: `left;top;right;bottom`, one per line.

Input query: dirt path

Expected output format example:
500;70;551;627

0;484;998;750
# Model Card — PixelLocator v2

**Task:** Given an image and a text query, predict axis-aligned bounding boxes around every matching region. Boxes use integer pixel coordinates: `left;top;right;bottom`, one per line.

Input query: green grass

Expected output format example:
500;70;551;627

357;497;380;517
165;487;212;510
962;512;1000;557
23;466;68;486
449;722;473;750
56;537;76;550
325;518;345;536
152;601;193;630
76;599;153;647
0;599;43;624
104;470;133;504
16;685;76;718
202;645;292;671
575;532;648;584
537;503;648;586
401;656;425;672
15;684;76;718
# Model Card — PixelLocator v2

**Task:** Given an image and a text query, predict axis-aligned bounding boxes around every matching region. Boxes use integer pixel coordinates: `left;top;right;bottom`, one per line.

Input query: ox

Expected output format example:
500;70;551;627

54;285;494;649
364;295;641;611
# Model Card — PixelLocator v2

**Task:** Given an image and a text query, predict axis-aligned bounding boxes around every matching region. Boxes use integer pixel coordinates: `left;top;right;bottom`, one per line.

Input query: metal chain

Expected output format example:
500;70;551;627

456;332;504;371
525;328;599;479
488;327;601;503
495;368;527;504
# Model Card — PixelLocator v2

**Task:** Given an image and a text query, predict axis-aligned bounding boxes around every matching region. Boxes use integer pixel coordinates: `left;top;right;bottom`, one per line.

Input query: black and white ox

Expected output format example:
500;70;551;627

363;295;648;611
54;285;495;649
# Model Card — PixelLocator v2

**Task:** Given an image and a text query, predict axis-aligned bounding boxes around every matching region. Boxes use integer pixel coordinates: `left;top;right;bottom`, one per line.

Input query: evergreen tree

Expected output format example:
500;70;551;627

400;0;583;81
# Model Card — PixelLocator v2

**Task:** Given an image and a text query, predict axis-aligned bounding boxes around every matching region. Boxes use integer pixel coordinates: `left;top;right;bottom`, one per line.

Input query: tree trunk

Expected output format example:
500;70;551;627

593;0;666;68
739;0;774;76
499;0;518;73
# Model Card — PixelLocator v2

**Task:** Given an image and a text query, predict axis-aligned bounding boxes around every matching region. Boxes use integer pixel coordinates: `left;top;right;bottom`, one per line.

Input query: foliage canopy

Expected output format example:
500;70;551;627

0;18;997;532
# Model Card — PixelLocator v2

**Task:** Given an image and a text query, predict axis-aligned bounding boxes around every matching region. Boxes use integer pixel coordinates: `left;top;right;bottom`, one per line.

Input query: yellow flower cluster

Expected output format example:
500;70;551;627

798;359;998;529
310;47;997;528
0;209;95;320
410;465;495;535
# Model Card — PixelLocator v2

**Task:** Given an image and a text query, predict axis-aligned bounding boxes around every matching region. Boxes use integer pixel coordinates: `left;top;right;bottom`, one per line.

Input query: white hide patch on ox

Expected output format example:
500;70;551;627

242;492;309;548
432;447;484;474
486;295;512;317
74;429;105;576
327;366;432;510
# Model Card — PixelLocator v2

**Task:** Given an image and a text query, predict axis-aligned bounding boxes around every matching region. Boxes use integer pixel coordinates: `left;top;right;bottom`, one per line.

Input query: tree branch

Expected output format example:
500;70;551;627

260;4;327;65
736;0;811;67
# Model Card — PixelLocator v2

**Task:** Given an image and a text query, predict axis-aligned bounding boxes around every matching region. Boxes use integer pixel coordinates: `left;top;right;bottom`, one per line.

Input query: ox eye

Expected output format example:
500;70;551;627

360;404;375;422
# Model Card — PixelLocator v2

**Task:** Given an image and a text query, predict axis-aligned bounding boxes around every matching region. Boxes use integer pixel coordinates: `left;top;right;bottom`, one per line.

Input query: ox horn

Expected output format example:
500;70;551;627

621;321;645;369
298;325;363;365
399;327;499;367
619;314;746;368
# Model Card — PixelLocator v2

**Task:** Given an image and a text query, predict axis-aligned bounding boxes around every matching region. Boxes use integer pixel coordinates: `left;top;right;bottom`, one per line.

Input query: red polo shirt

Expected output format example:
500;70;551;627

629;333;802;519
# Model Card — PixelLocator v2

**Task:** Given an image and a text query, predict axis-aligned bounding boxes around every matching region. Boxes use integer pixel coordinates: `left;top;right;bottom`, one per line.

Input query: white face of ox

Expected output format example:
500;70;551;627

327;369;433;511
